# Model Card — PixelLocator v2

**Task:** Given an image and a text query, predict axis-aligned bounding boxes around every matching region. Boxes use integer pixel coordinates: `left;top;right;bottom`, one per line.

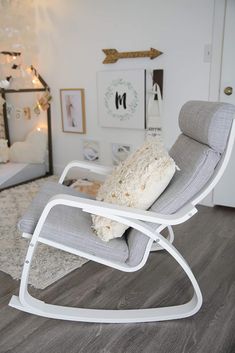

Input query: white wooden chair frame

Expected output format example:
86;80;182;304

9;119;235;323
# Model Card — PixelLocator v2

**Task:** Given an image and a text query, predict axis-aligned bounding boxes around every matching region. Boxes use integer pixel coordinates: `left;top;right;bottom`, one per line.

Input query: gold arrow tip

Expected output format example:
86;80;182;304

150;48;163;59
102;49;118;55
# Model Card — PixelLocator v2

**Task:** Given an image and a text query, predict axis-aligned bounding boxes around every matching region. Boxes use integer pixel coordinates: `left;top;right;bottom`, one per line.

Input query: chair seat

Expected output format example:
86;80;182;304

18;181;129;263
18;181;92;234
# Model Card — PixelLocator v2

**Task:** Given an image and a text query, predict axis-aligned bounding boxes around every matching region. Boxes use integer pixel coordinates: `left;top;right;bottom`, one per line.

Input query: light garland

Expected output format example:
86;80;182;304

0;52;41;90
1;91;52;121
33;91;52;116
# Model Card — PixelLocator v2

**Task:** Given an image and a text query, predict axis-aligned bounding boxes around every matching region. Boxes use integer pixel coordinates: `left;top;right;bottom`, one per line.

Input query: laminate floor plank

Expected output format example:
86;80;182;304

0;205;234;353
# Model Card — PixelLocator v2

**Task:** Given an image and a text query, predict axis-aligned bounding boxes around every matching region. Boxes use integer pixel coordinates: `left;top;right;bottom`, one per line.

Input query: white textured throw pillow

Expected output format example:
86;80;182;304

9;129;47;164
0;139;9;163
92;140;176;241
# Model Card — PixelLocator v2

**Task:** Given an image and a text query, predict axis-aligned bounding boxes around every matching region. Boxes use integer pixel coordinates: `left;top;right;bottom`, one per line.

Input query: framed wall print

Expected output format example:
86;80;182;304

97;69;146;129
111;143;132;165
60;88;86;133
82;139;100;162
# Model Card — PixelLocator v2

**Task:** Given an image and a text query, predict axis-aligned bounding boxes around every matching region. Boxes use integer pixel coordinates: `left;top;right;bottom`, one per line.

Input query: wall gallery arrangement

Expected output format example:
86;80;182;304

60;66;163;165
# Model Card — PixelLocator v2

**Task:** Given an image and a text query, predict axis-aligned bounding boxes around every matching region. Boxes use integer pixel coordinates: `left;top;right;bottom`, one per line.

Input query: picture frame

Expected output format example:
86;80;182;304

111;143;132;165
97;69;146;129
60;88;86;133
82;139;100;162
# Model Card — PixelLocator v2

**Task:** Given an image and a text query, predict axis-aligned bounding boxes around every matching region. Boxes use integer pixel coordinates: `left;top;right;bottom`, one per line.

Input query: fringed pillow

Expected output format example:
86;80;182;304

92;140;176;242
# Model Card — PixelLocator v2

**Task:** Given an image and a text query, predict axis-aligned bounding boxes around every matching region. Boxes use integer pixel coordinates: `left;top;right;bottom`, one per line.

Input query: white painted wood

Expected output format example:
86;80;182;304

47;193;198;226
201;0;226;207
151;225;175;252
214;0;235;207
9;293;201;323
59;160;113;184
9;119;235;322
8;171;204;322
208;0;226;102
9;214;202;322
22;233;32;239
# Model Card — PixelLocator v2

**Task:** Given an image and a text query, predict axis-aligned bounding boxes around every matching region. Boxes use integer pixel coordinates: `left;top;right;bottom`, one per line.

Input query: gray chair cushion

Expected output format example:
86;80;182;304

151;134;220;214
179;101;235;153
18;181;129;263
126;134;221;267
126;101;235;267
18;181;93;235
39;205;128;263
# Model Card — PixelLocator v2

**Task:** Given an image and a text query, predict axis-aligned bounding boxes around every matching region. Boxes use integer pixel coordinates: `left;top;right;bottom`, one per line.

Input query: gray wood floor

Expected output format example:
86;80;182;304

0;205;235;353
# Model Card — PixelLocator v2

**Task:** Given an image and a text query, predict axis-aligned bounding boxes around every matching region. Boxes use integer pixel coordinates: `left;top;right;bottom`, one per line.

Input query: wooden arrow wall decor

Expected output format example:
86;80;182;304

102;48;163;64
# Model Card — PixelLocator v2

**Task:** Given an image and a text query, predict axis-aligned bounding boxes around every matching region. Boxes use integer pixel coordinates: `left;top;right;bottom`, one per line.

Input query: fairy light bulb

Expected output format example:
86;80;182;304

25;66;32;74
32;76;38;84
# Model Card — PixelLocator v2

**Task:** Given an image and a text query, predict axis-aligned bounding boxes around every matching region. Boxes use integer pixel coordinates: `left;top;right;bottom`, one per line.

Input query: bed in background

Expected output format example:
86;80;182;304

0;128;49;191
0;126;50;191
0;162;46;190
0;63;53;191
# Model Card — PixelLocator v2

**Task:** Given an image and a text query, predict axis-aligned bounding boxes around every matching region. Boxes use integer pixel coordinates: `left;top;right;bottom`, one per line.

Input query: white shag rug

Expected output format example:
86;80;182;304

0;176;88;289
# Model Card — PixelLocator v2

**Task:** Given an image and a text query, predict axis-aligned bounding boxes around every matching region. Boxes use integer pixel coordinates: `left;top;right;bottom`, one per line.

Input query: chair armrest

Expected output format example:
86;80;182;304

48;194;198;226
32;194;197;244
58;160;113;184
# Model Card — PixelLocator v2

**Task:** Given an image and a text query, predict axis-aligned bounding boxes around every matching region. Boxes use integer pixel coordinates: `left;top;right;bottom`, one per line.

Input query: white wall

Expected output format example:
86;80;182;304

35;0;215;174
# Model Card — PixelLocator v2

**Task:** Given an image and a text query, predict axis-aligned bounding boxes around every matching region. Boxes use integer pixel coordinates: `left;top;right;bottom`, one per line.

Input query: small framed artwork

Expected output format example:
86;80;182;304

60;88;86;133
97;69;146;129
111;143;132;165
82;139;100;162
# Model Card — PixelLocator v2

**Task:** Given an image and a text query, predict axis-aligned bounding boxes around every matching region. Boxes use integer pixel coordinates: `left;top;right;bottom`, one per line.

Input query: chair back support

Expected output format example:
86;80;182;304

179;101;235;153
126;101;235;267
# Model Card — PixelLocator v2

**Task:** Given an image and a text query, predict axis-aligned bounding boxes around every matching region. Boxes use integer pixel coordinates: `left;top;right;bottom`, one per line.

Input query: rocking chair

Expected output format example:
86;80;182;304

9;101;235;323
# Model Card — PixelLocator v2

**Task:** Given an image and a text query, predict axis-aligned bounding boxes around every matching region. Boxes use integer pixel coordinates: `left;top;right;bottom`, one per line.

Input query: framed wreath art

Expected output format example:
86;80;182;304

97;69;146;129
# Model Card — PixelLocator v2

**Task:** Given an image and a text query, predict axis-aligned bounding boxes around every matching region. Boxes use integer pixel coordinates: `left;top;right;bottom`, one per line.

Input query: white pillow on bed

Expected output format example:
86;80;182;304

92;140;176;242
9;129;47;164
0;139;9;163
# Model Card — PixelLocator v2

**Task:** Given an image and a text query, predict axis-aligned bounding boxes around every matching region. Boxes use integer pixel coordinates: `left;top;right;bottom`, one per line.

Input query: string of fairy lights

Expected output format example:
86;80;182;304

0;51;52;120
0;51;41;89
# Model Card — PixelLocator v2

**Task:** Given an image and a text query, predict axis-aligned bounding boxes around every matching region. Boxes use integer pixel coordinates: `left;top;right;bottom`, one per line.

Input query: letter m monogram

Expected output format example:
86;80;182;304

115;92;127;110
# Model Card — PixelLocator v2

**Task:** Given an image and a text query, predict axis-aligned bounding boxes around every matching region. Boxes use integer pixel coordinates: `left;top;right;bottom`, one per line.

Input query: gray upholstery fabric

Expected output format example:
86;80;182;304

18;181;129;263
126;101;235;267
125;229;153;267
39;205;128;263
18;181;93;235
126;135;221;266
151;134;220;214
179;101;235;153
